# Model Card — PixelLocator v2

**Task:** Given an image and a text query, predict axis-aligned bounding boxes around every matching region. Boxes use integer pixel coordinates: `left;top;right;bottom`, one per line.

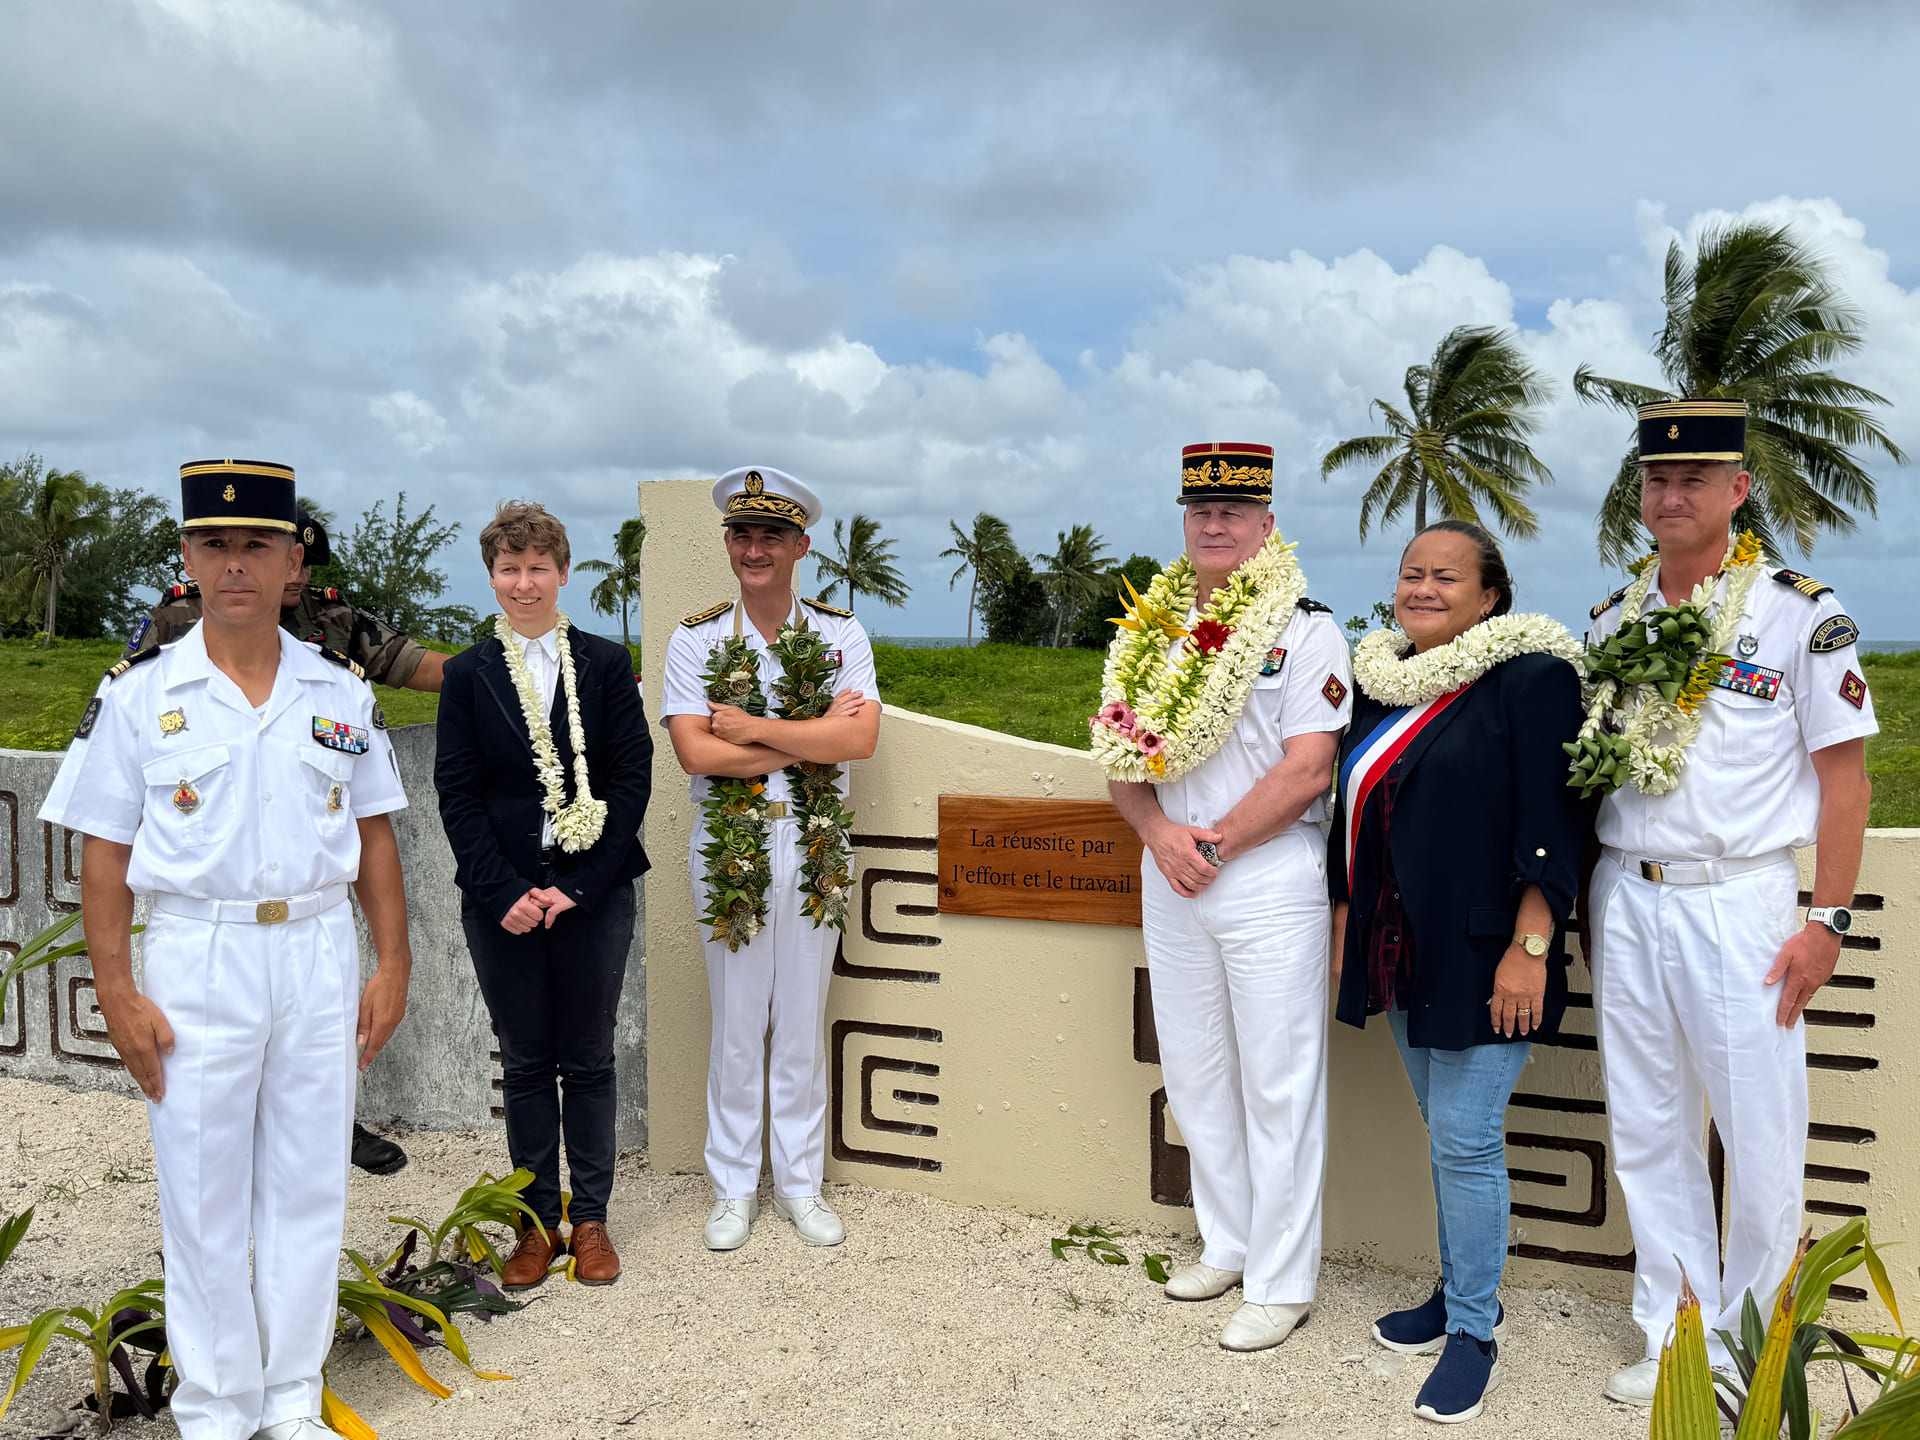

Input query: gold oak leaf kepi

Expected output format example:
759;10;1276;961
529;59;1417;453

713;465;821;532
1637;399;1747;463
1179;442;1274;504
179;459;298;533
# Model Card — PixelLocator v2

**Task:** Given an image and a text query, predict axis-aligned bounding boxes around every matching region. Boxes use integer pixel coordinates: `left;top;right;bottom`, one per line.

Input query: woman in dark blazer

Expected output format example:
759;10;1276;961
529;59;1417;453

1328;520;1588;1424
436;502;651;1290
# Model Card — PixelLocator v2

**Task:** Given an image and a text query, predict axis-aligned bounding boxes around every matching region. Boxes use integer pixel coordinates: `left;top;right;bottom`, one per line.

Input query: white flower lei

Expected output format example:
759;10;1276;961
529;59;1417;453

1091;532;1308;783
1573;534;1765;796
496;611;608;852
1352;613;1586;707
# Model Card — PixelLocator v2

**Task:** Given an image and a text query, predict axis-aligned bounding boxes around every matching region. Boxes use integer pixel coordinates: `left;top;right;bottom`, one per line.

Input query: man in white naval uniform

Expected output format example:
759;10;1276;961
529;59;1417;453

661;466;880;1250
1584;401;1876;1406
1108;442;1353;1353
40;459;412;1440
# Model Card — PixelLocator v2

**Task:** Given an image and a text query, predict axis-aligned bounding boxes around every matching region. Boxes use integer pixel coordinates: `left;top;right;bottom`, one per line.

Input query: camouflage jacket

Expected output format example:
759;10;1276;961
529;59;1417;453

125;583;430;688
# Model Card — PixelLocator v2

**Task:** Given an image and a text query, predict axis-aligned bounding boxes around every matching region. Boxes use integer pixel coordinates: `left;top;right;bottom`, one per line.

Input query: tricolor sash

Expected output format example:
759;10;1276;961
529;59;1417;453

1338;685;1474;877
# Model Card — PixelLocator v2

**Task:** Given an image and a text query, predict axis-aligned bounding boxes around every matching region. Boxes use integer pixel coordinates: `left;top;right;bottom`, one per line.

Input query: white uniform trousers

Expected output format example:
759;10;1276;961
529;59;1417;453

141;900;359;1440
694;817;838;1200
1589;855;1808;1361
1142;825;1331;1306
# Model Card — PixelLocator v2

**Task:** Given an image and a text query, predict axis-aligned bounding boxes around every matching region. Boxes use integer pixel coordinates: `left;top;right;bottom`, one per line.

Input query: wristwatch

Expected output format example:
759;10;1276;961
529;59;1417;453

1195;840;1222;868
1807;906;1854;936
1513;932;1549;957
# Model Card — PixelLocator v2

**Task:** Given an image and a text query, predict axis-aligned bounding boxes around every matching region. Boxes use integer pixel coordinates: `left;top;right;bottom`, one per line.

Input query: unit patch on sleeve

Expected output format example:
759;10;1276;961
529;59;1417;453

1810;614;1859;655
1321;673;1348;709
312;716;371;754
74;698;102;740
1840;670;1868;710
1260;647;1288;677
1710;659;1784;702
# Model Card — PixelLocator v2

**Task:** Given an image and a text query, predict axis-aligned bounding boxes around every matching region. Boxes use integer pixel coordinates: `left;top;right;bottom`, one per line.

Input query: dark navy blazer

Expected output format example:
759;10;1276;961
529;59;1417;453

435;627;652;925
1328;651;1590;1050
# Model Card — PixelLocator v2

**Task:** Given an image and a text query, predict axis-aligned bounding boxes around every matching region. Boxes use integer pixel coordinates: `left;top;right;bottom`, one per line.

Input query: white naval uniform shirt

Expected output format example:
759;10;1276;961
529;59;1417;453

1590;566;1878;862
1153;603;1354;837
660;597;880;809
39;622;408;898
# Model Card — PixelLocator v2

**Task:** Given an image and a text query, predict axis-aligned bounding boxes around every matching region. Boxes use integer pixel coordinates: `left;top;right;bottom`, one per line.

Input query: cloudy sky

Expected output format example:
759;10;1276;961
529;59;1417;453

6;0;1919;640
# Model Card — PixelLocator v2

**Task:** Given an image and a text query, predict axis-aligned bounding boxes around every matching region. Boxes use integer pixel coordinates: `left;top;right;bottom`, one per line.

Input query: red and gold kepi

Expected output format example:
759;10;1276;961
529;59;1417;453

1179;442;1273;505
1637;399;1747;464
178;459;298;533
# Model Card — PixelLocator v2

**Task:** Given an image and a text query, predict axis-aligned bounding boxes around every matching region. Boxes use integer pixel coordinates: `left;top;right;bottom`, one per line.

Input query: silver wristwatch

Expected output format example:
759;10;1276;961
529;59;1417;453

1807;906;1854;936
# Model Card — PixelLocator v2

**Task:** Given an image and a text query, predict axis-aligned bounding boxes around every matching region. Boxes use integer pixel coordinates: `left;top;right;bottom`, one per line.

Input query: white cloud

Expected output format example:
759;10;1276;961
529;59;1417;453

369;390;450;456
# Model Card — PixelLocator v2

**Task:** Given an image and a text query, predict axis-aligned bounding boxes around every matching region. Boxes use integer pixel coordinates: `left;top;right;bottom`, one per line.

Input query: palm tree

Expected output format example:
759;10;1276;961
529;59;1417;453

938;512;1018;645
1;462;107;646
1574;220;1904;565
1036;523;1112;647
1320;324;1555;541
812;513;910;617
575;516;647;646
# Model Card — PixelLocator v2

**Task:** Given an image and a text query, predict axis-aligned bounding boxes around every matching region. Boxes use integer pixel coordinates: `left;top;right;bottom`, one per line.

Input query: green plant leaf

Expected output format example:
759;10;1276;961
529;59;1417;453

0;1309;71;1425
1144;1254;1172;1285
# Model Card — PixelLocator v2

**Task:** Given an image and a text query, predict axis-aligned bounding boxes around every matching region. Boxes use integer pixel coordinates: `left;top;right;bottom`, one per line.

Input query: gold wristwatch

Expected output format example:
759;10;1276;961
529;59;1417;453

1514;932;1549;957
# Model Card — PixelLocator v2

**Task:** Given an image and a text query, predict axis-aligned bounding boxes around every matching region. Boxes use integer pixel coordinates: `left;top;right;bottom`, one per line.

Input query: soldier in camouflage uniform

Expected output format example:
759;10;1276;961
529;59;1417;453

125;507;440;1176
124;508;448;694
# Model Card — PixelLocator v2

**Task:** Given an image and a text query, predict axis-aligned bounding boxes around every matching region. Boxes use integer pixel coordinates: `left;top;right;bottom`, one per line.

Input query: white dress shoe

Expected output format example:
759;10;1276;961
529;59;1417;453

1163;1262;1244;1301
1603;1357;1661;1406
772;1192;846;1246
1219;1300;1311;1352
704;1196;758;1251
255;1420;334;1440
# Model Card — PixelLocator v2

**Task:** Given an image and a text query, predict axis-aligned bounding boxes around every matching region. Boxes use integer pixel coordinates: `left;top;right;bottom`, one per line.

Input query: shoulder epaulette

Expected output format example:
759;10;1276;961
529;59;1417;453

681;600;734;627
802;596;853;619
164;581;200;602
1590;584;1631;620
1295;597;1331;614
313;643;366;679
1773;568;1833;600
104;646;162;681
305;584;343;602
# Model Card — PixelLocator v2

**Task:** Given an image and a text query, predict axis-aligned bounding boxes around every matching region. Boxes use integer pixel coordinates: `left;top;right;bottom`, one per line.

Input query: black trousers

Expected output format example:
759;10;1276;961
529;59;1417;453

461;879;635;1227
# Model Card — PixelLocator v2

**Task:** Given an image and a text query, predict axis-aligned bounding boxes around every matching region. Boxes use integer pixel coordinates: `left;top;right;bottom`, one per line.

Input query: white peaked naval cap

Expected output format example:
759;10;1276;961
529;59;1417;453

712;466;821;532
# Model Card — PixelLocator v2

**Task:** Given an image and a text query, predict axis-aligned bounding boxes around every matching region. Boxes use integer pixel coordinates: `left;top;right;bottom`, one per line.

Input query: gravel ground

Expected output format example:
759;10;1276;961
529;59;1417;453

0;1076;1788;1439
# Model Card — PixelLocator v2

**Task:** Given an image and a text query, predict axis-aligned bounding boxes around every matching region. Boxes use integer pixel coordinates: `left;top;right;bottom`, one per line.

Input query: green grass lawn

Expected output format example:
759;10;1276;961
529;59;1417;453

6;636;1916;827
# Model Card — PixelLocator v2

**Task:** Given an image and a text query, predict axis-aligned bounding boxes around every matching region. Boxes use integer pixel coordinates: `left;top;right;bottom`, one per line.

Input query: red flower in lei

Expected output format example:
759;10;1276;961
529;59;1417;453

1189;619;1235;655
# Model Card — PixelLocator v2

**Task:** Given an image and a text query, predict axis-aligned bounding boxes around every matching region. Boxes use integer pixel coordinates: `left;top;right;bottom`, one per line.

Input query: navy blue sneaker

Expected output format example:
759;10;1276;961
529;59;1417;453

1414;1331;1503;1424
1372;1288;1506;1356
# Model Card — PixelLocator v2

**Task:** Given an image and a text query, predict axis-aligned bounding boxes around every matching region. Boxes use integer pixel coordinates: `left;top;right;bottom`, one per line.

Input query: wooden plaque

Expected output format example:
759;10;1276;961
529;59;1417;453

936;796;1143;928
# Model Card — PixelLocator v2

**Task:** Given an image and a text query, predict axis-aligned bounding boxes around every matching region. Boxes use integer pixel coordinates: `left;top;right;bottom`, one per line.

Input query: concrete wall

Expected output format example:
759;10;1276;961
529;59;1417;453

0;726;650;1150
639;474;1915;1316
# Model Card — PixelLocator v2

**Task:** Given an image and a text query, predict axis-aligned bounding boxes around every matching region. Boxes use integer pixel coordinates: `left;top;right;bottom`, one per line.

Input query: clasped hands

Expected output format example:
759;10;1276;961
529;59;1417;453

1147;820;1231;899
706;686;867;744
501;886;578;934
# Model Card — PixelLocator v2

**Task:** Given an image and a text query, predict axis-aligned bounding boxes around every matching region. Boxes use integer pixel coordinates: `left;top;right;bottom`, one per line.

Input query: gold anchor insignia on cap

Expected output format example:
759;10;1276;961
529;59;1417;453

223;483;236;501
158;708;187;735
304;525;316;543
172;780;201;815
744;471;764;495
327;782;344;813
1667;423;1680;439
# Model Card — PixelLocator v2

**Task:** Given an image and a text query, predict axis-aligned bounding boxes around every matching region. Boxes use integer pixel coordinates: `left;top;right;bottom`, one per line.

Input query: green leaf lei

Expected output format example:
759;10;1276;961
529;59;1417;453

697;617;856;952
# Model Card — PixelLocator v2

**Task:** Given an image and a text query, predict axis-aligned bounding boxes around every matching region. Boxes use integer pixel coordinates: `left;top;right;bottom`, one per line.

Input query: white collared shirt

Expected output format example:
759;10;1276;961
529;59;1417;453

510;624;562;847
1152;604;1353;838
40;622;407;900
1590;565;1878;861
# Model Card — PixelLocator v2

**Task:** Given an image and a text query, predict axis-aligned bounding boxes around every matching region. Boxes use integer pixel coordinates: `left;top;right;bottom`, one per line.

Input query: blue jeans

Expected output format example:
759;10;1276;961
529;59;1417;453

1387;1007;1530;1342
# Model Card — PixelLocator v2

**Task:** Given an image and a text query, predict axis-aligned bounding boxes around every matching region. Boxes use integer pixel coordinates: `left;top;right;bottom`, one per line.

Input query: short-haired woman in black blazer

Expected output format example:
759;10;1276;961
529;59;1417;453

1328;521;1588;1424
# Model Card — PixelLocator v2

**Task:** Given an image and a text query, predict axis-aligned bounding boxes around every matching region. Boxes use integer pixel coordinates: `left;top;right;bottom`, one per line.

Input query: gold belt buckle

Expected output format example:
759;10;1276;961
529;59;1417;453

765;801;789;819
1639;860;1664;884
256;899;290;925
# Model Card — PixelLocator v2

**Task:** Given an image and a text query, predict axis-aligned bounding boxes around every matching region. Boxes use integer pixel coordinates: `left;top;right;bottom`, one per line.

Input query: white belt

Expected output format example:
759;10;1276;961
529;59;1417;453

1603;845;1793;887
152;885;350;926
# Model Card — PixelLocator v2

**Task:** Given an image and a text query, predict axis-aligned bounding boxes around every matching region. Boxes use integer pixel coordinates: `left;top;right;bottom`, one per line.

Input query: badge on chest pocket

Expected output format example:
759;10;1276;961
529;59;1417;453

1259;647;1287;678
312;716;370;754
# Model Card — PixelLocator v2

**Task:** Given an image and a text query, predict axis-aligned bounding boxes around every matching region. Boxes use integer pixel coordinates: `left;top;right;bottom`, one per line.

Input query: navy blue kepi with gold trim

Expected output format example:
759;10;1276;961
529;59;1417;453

1638;399;1747;464
179;458;298;533
1179;443;1274;504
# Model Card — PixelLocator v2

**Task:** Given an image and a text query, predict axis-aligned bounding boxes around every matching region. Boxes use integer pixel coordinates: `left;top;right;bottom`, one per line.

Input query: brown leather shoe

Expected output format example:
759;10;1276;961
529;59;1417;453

499;1222;564;1290
569;1221;621;1286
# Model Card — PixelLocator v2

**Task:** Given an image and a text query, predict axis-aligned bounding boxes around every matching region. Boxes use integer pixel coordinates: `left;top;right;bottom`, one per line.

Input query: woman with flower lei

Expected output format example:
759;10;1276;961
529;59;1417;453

660;465;881;1255
1096;445;1354;1356
1326;519;1588;1423
435;502;654;1290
